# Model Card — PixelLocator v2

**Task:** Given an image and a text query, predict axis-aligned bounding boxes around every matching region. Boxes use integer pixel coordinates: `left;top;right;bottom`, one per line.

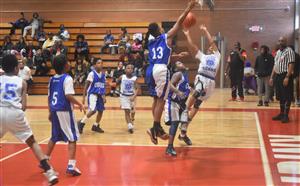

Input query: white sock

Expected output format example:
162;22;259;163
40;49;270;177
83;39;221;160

68;159;76;169
128;123;134;129
81;116;87;123
93;123;99;126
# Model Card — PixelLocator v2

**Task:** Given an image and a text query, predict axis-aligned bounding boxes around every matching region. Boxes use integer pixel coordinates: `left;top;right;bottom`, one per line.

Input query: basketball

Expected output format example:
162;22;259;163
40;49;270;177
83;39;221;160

182;12;197;29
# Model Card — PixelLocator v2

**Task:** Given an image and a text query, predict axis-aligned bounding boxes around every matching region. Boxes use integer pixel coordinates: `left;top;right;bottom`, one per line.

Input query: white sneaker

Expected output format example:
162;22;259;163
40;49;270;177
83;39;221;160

44;168;58;185
128;123;134;133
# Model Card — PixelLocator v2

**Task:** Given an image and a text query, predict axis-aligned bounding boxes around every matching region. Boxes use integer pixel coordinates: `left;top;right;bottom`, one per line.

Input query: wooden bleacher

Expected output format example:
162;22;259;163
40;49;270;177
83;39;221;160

0;22;148;95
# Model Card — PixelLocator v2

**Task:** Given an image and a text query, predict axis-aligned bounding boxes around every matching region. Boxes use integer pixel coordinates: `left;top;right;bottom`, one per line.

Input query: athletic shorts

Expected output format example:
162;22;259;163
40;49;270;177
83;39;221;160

194;75;216;101
0;107;33;143
50;110;79;142
146;64;170;100
88;94;105;112
164;99;188;124
120;95;135;110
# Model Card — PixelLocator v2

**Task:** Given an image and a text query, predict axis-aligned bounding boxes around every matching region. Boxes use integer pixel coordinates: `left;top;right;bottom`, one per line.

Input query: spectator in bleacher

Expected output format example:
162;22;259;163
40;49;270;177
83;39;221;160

15;36;27;52
131;34;143;53
110;62;125;96
36;27;46;47
9;12;29;36
23;12;40;39
255;45;274;106
42;32;56;50
58;24;70;41
119;46;133;67
74;34;89;61
2;36;14;51
0;68;4;75
101;30;114;54
118;27;130;52
52;39;68;56
74;57;88;86
18;59;33;93
34;48;49;76
23;41;36;68
105;67;114;79
131;52;144;77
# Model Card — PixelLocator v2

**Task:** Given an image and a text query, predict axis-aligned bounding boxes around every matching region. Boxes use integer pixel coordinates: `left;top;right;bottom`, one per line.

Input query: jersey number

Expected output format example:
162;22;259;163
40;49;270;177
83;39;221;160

52;92;58;105
152;47;163;60
0;83;17;100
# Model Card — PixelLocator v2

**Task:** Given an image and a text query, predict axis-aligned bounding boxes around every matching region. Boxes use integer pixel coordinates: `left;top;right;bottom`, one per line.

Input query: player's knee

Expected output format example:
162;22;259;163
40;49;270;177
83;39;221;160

194;99;203;109
169;121;179;136
193;90;206;99
25;135;36;148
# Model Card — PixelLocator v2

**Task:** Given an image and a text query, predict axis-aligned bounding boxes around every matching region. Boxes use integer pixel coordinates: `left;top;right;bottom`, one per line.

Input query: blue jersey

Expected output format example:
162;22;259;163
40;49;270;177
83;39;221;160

148;34;172;65
88;70;106;95
169;72;190;103
49;74;72;112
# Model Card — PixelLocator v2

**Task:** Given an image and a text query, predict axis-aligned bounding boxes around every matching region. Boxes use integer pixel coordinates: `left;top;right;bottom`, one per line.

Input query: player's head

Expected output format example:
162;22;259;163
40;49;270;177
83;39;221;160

93;58;103;71
2;54;19;75
118;61;124;69
207;44;215;54
171;61;186;74
53;54;69;74
148;23;161;38
125;63;134;76
260;45;269;54
18;59;26;69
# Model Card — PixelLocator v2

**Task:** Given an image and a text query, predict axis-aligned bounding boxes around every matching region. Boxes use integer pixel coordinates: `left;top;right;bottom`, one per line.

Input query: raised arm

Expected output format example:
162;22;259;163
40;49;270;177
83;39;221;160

167;0;197;40
199;25;218;52
182;29;199;57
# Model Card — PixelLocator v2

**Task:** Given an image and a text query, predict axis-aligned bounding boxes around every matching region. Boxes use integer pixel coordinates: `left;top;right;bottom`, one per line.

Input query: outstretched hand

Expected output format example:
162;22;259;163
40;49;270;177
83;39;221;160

199;24;207;31
188;0;198;8
183;29;190;36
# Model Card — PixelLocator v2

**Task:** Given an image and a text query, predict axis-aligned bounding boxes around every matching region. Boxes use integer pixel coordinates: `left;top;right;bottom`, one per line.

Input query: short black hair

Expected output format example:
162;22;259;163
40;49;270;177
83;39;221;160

2;54;18;73
92;58;102;65
53;54;67;74
148;23;160;38
77;34;85;41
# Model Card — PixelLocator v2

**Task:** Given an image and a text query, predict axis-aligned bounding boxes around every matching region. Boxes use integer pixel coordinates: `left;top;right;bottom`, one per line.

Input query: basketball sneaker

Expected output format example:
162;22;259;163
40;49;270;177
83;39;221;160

178;135;192;145
66;165;81;176
272;113;283;121
128;123;134;134
77;121;85;134
156;126;169;140
44;168;59;185
147;127;158;145
91;124;104;133
166;146;177;156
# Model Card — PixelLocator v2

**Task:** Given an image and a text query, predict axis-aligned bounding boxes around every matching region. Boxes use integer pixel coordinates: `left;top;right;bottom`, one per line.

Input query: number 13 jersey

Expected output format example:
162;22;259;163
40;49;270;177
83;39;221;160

148;34;172;65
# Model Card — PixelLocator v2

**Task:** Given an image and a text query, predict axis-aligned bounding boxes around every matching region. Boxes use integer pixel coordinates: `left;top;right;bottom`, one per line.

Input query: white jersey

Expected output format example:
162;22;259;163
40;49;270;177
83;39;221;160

120;74;137;96
0;75;23;109
195;50;221;79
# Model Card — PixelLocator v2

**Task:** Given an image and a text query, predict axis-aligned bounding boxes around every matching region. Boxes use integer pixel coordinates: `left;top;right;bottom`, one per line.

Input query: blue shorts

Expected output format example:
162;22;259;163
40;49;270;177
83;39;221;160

88;94;105;112
51;110;79;143
146;64;170;99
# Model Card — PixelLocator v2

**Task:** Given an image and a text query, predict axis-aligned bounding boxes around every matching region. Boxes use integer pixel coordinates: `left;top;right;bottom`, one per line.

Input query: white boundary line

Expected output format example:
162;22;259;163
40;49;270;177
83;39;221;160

0;137;49;162
254;112;274;186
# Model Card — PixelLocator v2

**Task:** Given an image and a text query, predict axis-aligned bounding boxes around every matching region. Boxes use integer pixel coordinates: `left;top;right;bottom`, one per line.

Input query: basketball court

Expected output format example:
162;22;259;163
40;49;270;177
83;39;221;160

1;90;299;185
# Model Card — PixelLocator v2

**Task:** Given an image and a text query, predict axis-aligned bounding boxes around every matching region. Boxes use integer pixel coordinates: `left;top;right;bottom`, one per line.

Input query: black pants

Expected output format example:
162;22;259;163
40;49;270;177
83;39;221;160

275;73;293;115
230;73;244;98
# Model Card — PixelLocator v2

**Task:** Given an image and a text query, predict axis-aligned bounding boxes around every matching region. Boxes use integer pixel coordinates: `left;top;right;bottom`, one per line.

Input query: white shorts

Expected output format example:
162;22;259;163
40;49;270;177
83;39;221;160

0;107;33;143
88;94;105;112
194;75;215;101
153;64;170;100
120;95;135;111
164;99;188;123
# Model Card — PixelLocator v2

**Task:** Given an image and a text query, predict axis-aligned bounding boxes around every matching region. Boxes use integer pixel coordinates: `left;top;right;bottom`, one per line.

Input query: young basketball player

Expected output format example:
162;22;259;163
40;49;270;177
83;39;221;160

77;58;106;134
165;61;191;156
118;64;138;133
182;25;221;140
46;54;84;176
146;0;197;145
0;54;59;185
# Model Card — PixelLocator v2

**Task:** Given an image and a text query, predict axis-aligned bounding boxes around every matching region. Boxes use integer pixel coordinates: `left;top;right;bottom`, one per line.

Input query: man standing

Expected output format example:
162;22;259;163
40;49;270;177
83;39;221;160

226;42;247;101
270;37;295;123
254;45;274;106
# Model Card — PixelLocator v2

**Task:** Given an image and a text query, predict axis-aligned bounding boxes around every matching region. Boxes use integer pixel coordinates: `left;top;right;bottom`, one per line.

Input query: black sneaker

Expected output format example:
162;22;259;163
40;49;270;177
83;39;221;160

264;101;269;107
77;121;85;134
178;135;192;146
257;101;263;106
91;125;104;133
166;146;177;156
147;127;158;145
156;126;169;140
281;115;289;123
272;114;283;121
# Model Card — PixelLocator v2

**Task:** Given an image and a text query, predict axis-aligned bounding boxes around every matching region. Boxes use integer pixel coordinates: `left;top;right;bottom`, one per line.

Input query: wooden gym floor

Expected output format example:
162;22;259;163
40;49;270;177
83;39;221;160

1;89;299;186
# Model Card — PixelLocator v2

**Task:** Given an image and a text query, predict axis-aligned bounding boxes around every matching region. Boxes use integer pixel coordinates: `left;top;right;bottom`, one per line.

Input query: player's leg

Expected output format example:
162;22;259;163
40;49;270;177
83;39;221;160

78;94;97;133
179;108;192;146
166;121;179;156
91;96;105;133
45;140;56;157
125;109;134;133
66;141;81;176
